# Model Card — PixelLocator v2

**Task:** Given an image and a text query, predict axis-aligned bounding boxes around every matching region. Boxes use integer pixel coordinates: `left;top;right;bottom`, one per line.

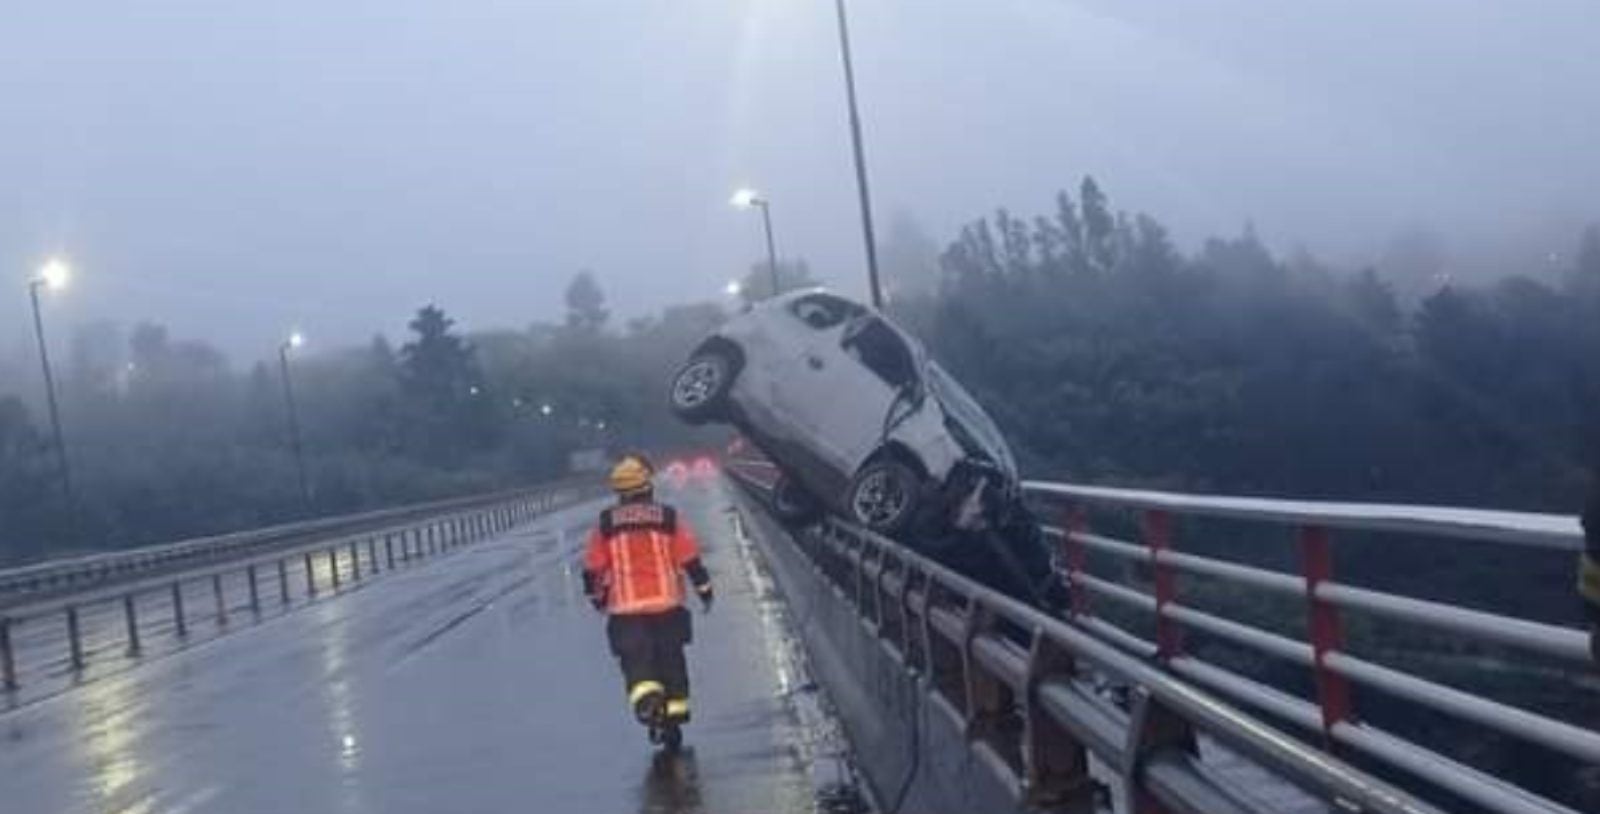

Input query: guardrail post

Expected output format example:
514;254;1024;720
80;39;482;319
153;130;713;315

172;582;188;638
965;608;1010;743
350;541;362;580
368;537;379;573
386;534;396;568
1123;687;1199;814
1300;525;1352;742
212;574;228;626
304;552;317;596
277;559;291;605
401;531;413;563
1062;507;1089;620
329;549;341;589
66;606;84;671
247;565;261;615
0;618;16;691
123;595;141;656
1022;638;1092;811
1142;510;1182;661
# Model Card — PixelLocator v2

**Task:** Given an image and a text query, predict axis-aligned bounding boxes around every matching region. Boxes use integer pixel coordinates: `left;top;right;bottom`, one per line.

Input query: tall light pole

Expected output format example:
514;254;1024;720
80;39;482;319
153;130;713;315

28;258;74;512
833;0;884;309
731;188;781;297
277;332;311;512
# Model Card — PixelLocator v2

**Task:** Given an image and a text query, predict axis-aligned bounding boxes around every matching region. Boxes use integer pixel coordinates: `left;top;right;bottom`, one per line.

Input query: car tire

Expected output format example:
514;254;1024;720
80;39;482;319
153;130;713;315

770;474;822;526
669;350;736;425
847;458;923;535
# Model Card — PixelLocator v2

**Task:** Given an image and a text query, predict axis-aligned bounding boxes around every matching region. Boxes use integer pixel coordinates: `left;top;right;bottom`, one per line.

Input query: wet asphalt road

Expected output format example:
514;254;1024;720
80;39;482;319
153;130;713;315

0;481;825;814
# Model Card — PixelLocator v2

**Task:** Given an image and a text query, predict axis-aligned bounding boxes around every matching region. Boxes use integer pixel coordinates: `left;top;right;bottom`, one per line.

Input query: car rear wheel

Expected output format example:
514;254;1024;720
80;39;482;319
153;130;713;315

847;459;923;535
770;474;822;526
669;350;735;425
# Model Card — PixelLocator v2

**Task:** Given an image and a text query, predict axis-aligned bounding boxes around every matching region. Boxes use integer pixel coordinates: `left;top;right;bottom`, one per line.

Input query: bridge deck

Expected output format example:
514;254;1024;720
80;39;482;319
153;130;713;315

0;483;838;814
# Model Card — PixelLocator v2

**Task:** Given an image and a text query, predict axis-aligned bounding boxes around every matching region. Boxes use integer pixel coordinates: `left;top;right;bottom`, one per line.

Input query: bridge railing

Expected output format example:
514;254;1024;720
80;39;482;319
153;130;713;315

0;482;590;605
728;460;1448;814
0;483;593;697
1025;481;1594;814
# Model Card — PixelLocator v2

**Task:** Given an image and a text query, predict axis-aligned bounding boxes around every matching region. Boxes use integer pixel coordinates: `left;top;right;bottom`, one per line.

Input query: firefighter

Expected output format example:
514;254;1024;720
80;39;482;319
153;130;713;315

583;454;714;743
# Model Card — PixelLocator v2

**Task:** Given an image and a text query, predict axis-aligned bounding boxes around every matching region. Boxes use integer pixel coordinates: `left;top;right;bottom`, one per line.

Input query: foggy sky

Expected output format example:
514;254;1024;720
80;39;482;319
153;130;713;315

3;0;1597;367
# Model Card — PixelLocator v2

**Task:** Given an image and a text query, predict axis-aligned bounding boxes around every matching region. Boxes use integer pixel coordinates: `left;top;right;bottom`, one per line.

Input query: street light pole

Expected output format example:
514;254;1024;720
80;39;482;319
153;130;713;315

731;189;782;297
27;271;73;511
756;199;780;296
277;335;311;513
833;0;884;309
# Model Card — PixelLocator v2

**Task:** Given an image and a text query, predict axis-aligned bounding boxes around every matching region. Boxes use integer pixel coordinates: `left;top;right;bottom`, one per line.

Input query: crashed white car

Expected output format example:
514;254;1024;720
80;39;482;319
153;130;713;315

669;289;1021;536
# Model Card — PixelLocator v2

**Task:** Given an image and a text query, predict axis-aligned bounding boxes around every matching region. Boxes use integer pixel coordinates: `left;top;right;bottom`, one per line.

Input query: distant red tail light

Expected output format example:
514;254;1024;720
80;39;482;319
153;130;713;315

692;457;718;478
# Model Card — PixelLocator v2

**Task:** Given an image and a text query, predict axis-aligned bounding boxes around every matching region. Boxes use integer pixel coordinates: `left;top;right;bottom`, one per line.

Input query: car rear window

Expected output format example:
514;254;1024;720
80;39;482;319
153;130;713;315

789;294;862;330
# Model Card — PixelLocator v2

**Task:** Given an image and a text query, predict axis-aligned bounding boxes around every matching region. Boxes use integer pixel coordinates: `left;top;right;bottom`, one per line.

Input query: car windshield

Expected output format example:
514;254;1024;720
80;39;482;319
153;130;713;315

925;362;1016;475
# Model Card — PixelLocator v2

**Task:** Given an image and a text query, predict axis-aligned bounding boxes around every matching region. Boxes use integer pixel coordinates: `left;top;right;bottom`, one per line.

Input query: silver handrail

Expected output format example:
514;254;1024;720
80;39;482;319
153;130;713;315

0;479;590;604
1028;480;1594;814
0;482;597;696
727;463;1445;814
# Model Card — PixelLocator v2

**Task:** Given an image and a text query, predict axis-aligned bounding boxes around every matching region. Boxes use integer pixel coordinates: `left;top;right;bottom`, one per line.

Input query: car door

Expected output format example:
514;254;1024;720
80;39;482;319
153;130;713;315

790;311;916;480
761;295;884;496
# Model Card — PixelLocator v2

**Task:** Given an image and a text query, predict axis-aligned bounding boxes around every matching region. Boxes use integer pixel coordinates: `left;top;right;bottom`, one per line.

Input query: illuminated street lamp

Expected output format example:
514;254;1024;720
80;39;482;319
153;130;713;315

730;187;781;298
278;332;311;512
27;258;74;512
724;279;743;298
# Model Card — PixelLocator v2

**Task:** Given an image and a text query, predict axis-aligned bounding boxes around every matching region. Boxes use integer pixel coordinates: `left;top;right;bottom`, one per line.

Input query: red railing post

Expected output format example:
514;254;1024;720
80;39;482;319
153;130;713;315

1063;507;1090;620
1300;525;1352;741
1143;510;1182;661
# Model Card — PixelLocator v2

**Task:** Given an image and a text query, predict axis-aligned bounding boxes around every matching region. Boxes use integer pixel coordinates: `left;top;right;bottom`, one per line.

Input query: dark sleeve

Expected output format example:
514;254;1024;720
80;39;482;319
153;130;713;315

683;557;712;593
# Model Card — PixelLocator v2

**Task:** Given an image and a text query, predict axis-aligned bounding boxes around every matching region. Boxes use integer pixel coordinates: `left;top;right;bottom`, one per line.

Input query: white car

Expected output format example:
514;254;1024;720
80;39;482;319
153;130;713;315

669;289;1022;537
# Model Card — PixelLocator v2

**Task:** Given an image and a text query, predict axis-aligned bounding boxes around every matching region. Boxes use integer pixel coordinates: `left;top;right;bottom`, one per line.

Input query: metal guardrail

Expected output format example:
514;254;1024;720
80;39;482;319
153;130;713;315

728;461;1445;814
0;483;593;697
1026;481;1594;814
0;483;588;606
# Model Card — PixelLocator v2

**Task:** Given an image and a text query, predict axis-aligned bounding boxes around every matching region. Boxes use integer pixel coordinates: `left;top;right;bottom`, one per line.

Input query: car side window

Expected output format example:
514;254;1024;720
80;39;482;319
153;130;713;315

789;294;861;330
845;317;917;388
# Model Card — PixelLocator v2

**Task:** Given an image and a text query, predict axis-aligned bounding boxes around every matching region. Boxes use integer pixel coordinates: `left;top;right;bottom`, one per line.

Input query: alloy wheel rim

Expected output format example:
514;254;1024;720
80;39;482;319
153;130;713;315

853;470;907;527
673;360;721;408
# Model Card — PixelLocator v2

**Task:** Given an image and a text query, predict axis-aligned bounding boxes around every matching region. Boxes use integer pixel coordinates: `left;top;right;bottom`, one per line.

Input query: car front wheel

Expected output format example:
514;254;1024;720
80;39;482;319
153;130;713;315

847;459;923;535
669;350;736;425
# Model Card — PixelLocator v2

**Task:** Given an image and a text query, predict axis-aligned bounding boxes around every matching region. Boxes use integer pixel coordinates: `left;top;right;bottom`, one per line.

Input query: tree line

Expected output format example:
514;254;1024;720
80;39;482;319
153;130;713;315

3;176;1596;574
0;273;725;564
892;177;1600;514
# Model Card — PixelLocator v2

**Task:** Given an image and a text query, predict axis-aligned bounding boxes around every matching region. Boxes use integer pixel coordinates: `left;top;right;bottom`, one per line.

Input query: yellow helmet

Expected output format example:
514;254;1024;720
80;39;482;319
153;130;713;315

609;454;655;496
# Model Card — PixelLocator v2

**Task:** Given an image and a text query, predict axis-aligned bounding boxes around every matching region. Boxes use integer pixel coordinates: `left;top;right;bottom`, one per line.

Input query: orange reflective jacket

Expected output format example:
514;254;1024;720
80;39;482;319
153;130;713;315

583;502;703;615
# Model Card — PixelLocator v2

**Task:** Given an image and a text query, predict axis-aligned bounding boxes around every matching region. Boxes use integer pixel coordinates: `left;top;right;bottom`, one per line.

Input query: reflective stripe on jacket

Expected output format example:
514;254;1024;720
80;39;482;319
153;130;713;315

583;502;702;615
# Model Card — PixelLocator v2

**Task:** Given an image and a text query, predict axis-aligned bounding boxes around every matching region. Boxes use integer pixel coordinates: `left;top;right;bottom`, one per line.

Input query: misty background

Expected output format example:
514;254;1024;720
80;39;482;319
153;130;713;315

3;5;1598;806
3;0;1597;362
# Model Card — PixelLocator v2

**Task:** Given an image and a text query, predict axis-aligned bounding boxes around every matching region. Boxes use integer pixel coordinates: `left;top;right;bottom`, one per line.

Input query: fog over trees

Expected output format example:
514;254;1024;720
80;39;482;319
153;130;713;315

3;178;1597;573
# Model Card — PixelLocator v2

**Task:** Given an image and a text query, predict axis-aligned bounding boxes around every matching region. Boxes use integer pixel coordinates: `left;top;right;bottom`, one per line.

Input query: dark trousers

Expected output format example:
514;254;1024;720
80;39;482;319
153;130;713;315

607;607;693;701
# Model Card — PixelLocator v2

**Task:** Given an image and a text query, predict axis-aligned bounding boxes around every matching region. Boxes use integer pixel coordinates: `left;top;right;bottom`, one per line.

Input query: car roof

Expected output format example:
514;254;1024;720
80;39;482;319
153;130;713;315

756;287;868;311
